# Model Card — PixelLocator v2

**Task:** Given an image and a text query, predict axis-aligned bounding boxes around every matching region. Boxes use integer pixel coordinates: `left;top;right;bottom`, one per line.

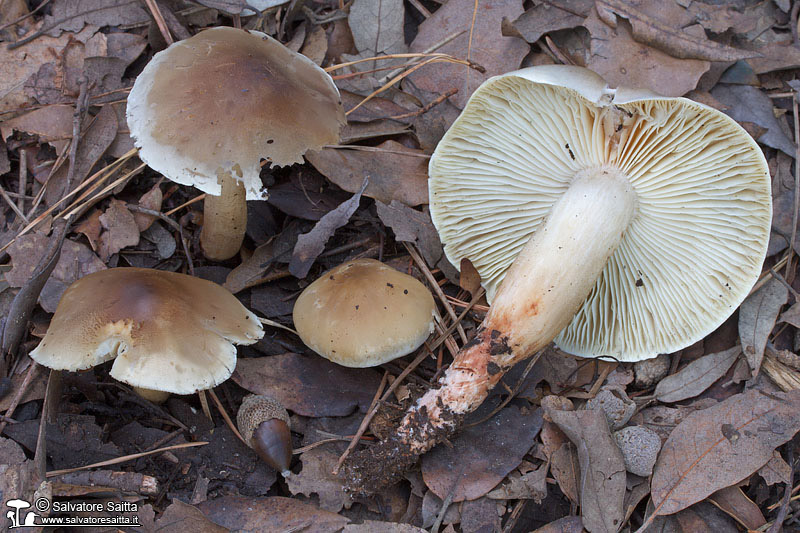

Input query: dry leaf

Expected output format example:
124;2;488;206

747;41;800;74
595;0;758;61
421;406;543;502
375;200;449;276
43;0;149;36
344;522;426;532
289;179;367;278
232;353;382;417
155;500;227;533
405;0;528;109
286;445;352;512
708;485;766;531
0;104;74;154
486;463;548;501
509;0;592;44
133;184;163;232
99;198;141;261
547;409;626;533
738;277;788;377
531;516;585;533
301;24;328;66
460;497;502;533
758;451;792;485
583;8;710;97
307;141;428;206
199;495;349;531
711;84;797;157
654;346;741;403
650;389;800;517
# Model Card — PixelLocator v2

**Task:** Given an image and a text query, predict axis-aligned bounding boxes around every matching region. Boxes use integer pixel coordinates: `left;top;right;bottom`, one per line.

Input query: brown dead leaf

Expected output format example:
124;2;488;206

199;495;349;532
286;445;352;512
155;499;227;533
268;171;350;221
344;522;426;532
531;516;585;533
75;209;103;251
341;121;412;143
711;84;797;157
289;179;366;278
6;232;106;312
98;198;140;261
758;451;791;485
654;346;741;403
307;141;428;207
747;41;800;74
46;104;119;206
595;0;757;61
133;184;163;232
486;462;548;501
509;0;592;44
460;497;502;533
0;368;47;411
547;408;625;533
738;277;788;377
232;353;382;417
1;104;74;154
650;389;800;517
421;406;543;502
406;0;529;109
43;0;149;37
583;8;709;96
459;257;482;294
708;485;766;531
301;24;328;66
0;25;98;113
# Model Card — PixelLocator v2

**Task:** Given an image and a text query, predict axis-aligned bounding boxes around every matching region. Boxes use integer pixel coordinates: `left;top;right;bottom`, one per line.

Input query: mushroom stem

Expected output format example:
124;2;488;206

200;171;247;261
344;165;638;492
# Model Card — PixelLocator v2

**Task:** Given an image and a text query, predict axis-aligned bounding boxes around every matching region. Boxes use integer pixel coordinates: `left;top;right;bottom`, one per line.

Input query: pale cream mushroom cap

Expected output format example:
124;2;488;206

126;26;345;200
293;259;436;367
29;268;264;394
429;65;771;361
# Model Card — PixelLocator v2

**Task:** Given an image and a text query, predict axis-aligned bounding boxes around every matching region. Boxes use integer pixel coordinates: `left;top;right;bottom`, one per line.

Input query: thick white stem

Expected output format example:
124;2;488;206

201;172;247;261
414;166;638;425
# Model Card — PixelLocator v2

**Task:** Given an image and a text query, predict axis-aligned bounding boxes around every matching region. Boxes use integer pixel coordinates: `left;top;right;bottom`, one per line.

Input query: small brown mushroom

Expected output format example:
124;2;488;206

237;394;292;475
29;268;264;396
127;27;345;260
293;259;436;367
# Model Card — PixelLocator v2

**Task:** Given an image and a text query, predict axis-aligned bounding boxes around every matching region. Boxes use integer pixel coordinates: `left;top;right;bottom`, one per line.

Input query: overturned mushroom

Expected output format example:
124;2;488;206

127;27;345;260
344;65;771;493
29;268;264;396
293;259;436;367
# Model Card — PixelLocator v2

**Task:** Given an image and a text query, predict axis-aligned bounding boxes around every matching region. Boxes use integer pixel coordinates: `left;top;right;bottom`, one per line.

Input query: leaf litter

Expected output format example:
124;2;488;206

0;0;799;531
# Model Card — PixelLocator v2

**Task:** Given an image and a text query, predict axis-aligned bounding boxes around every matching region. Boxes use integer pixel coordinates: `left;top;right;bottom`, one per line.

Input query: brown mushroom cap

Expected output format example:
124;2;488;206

126;26;345;200
293;259;436;367
29;268;264;394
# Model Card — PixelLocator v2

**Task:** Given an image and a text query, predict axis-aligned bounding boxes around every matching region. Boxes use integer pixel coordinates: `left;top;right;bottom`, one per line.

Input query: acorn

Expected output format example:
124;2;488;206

237;395;292;475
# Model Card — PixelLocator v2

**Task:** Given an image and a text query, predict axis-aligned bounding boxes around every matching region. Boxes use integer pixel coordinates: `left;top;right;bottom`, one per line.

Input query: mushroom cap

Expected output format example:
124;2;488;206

293;259;436;367
429;65;771;361
29;268;264;394
126;26;345;200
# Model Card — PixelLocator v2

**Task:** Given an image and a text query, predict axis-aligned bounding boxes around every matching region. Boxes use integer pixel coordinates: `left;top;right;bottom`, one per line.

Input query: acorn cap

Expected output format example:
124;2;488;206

293;259;436;367
126;26;345;200
429;65;771;361
29;268;264;394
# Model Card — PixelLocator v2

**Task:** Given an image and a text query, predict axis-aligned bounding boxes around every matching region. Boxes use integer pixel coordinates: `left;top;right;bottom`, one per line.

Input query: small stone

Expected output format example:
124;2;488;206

634;354;671;388
586;385;636;431
614;425;661;477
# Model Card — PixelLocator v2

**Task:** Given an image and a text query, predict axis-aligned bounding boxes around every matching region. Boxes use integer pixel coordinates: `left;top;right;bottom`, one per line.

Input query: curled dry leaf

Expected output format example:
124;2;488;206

708;485;766;531
199;495;349;532
650;389;800;518
232;354;382;417
286;445;352;512
547;409;626;533
98;198;141;261
306;141;429;207
155;500;226;533
654;346;741;403
737;277;788;377
289;179;367;279
509;0;591;44
421;406;543;502
595;0;758;61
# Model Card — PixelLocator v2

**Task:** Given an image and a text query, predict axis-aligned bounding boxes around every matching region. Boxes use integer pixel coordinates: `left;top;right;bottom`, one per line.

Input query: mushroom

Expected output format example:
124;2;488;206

29;268;264;398
127;27;345;260
237;394;292;475
344;65;771;493
293;259;436;367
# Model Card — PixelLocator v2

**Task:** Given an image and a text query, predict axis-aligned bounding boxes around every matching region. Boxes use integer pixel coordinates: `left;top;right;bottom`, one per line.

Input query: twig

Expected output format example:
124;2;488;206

17;148;26;212
61;77;90;214
404;242;467;344
432;464;465;533
0;183;28;224
768;440;795;533
322;145;431;158
0;363;40;436
406;0;431;17
208;388;246;445
790;91;800;283
164;193;205;216
333;371;389;474
0;0;52;31
143;0;173;45
769;267;800;299
388;88;458;120
792;0;800;46
46;442;208;477
125;204;194;275
257;317;298;336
